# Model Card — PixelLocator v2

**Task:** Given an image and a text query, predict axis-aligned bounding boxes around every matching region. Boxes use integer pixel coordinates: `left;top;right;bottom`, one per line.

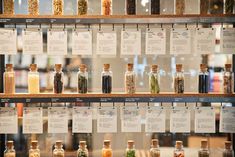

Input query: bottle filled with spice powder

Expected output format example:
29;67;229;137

3;0;14;15
28;64;40;94
174;141;184;157
28;0;39;15
149;65;160;94
198;139;210;157
102;140;112;157
4;64;15;94
4;141;15;157
101;0;112;15
126;0;136;15
198;64;209;93
54;64;64;94
150;139;160;157
174;64;184;93
223;64;233;94
78;0;88;15
102;64;112;94
223;141;234;157
53;0;63;15
77;141;89;157
125;140;136;157
125;63;136;94
53;141;64;157
29;141;40;157
78;64;88;94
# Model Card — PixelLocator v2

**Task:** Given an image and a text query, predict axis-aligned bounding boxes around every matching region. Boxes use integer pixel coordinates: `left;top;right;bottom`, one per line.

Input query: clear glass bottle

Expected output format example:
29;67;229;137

224;0;234;14
3;0;14;15
54;64;64;94
28;0;39;15
198;139;210;157
29;141;40;157
4;64;15;94
102;140;112;157
125;63;136;94
126;0;136;15
78;64;88;94
150;0;160;14
4;141;15;157
175;0;185;15
78;0;88;15
210;0;224;14
125;140;136;157
223;64;233;94
28;64;40;94
53;141;64;157
198;64;209;93
223;141;234;157
174;64;184;93
77;141;89;157
101;0;112;15
102;64;112;94
200;0;210;14
174;141;184;157
149;65;160;94
53;0;63;15
150;139;160;157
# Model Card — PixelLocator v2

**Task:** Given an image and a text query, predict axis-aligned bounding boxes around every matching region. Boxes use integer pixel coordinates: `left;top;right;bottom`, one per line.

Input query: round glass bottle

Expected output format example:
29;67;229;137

53;141;64;157
125;63;136;94
78;0;88;15
101;0;112;15
77;141;89;157
126;0;136;15
223;64;233;94
198;139;210;157
78;64;88;94
125;140;136;157
102;64;112;94
29;141;40;157
28;0;39;15
102;140;112;157
198;64;209;93
150;139;160;157
54;64;64;94
53;0;63;15
3;0;14;15
149;65;160;94
174;141;184;157
175;0;185;15
223;141;234;157
4;64;15;94
4;141;15;157
174;64;184;93
28;64;40;94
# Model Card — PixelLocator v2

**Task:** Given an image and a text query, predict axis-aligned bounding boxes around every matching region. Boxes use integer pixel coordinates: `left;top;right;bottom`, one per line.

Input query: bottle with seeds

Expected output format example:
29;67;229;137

174;141;184;157
125;63;136;94
28;0;39;15
150;139;160;157
54;64;64;94
149;65;160;94
200;0;210;14
198;139;210;157
174;64;184;93
53;141;64;157
126;0;136;15
3;0;14;15
28;64;40;94
78;0;88;15
198;64;209;93
77;141;89;157
225;0;234;14
102;64;112;94
4;141;15;157
223;141;234;157
223;64;233;94
78;64;88;94
53;0;63;15
102;140;112;157
150;0;160;14
125;140;136;157
4;64;15;94
175;0;185;15
29;141;40;157
101;0;112;15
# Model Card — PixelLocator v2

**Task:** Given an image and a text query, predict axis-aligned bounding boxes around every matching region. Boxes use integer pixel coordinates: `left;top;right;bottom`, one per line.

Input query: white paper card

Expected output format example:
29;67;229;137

145;107;166;133
0;29;17;54
47;29;67;55
195;107;215;133
220;107;235;133
97;31;117;55
221;28;235;54
121;30;141;55
72;30;92;55
0;107;18;134
170;107;190;133
121;107;141;132
146;28;166;55
72;107;92;133
170;29;191;54
23;29;43;54
97;107;117;133
48;107;68;133
23;107;43;134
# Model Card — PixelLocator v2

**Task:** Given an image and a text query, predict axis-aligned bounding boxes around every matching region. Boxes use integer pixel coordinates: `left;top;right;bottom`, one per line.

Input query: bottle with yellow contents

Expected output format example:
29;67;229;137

102;140;112;157
28;64;40;94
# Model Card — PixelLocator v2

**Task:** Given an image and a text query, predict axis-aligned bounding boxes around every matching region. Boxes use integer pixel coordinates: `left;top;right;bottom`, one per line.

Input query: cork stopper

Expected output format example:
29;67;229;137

151;65;158;72
175;141;183;149
201;139;208;149
103;64;110;71
127;140;134;149
103;140;111;147
127;63;134;71
6;141;14;149
31;140;38;149
225;141;232;150
176;64;183;72
79;64;87;72
225;64;232;70
55;141;63;147
55;64;62;72
30;64;37;71
151;139;159;147
200;64;207;72
5;64;13;71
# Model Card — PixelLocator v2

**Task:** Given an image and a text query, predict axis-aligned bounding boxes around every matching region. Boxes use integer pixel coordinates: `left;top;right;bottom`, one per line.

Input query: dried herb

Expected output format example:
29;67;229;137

28;0;39;15
54;73;63;93
102;0;112;15
3;0;14;15
225;0;234;14
174;77;184;93
151;0;160;14
78;75;88;93
78;0;88;15
53;0;63;15
150;75;160;94
126;150;135;157
210;0;224;14
175;0;185;15
126;0;136;15
198;74;208;93
200;0;210;14
102;75;112;93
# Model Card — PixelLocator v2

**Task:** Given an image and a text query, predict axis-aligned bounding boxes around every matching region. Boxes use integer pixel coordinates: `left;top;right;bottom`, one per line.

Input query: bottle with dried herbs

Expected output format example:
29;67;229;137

175;0;185;15
150;0;160;14
53;141;64;157
126;0;136;15
54;64;64;94
29;141;40;157
28;0;39;15
200;0;210;14
101;0;112;15
102;64;112;94
78;0;88;15
210;0;224;14
125;140;136;157
4;141;15;157
102;140;112;157
149;65;160;94
223;141;234;157
78;64;88;94
3;0;14;15
174;141;184;157
225;0;234;14
174;64;184;93
77;141;89;157
150;139;160;157
125;63;136;94
198;139;210;157
28;64;40;94
223;64;233;94
4;64;15;94
53;0;63;15
198;64;209;93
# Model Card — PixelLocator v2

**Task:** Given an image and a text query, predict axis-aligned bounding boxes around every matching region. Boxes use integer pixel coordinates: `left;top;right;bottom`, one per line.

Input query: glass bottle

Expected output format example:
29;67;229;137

77;141;89;157
4;64;15;94
175;0;185;15
150;0;160;14
150;139;160;157
29;141;40;157
54;64;64;94
53;0;63;15
102;64;112;94
78;64;88;94
224;0;234;14
78;0;88;15
53;141;64;157
223;141;234;157
198;64;209;93
125;63;136;94
174;141;184;157
126;0;136;15
28;64;40;94
4;141;15;157
223;64;233;94
149;65;160;94
101;0;112;15
198;139;210;157
125;140;136;157
28;0;39;15
210;0;224;14
174;64;184;93
102;140;112;157
200;0;210;14
3;0;14;15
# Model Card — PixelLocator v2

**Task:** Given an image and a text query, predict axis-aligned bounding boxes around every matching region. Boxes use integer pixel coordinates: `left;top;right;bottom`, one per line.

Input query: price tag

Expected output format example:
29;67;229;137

121;107;141;132
221;28;235;54
97;31;117;56
72;30;92;55
0;107;18;134
23;29;43;54
0;28;17;54
220;107;235;133
121;30;141;55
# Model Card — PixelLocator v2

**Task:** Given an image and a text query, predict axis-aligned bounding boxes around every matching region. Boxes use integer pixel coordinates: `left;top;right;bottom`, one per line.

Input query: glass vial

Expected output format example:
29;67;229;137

150;0;160;14
210;0;224;14
101;0;112;15
28;0;39;15
175;0;185;15
150;139;160;157
77;141;89;157
224;0;234;14
223;141;234;157
223;64;233;94
78;64;88;94
4;141;15;157
102;140;112;157
53;0;63;15
198;64;209;93
174;64;184;93
125;63;136;94
102;64;112;94
4;64;15;94
149;65;160;94
78;0;88;15
54;64;64;94
126;0;136;15
198;139;210;157
125;140;136;157
200;0;210;14
174;141;184;157
3;0;14;15
28;64;40;94
29;141;40;157
53;141;64;157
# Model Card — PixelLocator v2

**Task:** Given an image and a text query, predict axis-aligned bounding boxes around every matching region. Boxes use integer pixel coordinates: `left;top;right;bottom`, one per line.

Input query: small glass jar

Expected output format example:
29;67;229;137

4;141;15;157
28;64;40;94
29;141;40;157
126;0;136;15
150;0;160;14
150;139;160;157
198;64;209;93
77;141;89;157
223;64;233;94
4;64;15;94
28;0;39;15
54;64;64;94
149;65;160;94
174;141;184;157
224;0;234;14
198;139;210;157
174;64;184;93
53;0;63;15
101;0;112;15
102;140;112;157
78;64;88;94
3;0;14;15
53;141;64;157
78;0;88;15
125;63;136;94
200;0;210;14
102;64;112;94
175;0;185;15
125;140;136;157
223;141;234;157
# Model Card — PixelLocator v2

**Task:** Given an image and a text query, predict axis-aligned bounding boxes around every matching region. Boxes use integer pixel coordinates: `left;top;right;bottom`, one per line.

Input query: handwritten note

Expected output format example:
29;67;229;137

221;28;235;54
121;30;141;55
97;31;117;55
0;28;17;54
220;107;235;133
121;107;141;132
72;30;92;55
0;107;18;134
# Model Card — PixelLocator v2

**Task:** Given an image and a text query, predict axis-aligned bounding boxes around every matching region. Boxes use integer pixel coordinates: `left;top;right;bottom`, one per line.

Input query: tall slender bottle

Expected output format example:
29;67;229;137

102;64;112;94
28;64;40;94
78;64;88;94
174;64;184;93
54;64;64;94
223;64;233;94
125;63;136;94
149;65;160;94
4;64;15;94
198;64;209;93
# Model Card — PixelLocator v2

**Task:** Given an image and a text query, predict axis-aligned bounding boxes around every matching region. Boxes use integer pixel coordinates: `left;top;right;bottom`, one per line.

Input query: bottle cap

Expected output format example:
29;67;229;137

127;63;134;71
201;139;208;149
127;140;134;149
79;64;87;72
31;140;38;149
176;64;183;72
6;141;14;149
200;64;207;71
55;64;62;71
79;141;86;148
30;64;37;71
225;141;232;149
5;64;13;71
55;140;63;147
104;64;110;71
151;65;158;72
151;139;159;147
175;141;183;149
103;140;111;146
225;64;232;69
